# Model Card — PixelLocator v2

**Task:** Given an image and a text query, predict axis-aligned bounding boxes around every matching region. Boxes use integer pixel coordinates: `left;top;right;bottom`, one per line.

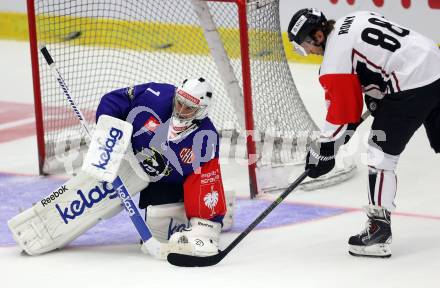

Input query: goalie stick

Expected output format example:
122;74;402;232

40;46;154;244
167;111;371;267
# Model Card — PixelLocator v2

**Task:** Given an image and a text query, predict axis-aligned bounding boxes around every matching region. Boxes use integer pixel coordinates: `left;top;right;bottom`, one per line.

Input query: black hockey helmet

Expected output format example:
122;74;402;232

287;8;327;45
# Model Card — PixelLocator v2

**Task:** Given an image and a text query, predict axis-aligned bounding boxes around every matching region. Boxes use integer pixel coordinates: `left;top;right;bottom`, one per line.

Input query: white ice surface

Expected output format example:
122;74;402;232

0;40;439;288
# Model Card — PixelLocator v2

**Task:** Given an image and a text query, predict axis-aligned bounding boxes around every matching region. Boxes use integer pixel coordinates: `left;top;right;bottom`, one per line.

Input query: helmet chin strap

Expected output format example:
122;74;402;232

167;116;200;141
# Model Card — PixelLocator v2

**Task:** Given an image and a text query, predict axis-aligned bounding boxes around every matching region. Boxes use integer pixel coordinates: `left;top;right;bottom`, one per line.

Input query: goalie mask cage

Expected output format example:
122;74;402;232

27;0;351;197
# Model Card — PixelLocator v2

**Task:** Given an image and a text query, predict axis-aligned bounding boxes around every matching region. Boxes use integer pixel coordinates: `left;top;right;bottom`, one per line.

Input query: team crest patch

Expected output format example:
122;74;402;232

137;147;172;178
179;147;195;164
144;116;160;132
203;186;219;217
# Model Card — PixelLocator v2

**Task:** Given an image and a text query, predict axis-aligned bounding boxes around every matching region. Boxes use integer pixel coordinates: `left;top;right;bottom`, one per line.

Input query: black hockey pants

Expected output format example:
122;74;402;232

369;77;440;155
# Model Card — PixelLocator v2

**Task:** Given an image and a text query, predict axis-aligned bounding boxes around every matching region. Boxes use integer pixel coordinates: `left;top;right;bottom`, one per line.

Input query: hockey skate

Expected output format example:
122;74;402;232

348;205;392;258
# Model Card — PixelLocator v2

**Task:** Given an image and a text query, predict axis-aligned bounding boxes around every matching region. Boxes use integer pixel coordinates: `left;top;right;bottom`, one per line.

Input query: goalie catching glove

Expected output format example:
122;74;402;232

168;217;221;257
141;217;221;259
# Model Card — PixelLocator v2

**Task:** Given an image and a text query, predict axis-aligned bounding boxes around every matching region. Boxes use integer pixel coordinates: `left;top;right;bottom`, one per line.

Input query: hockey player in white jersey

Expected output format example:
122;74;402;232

287;9;440;257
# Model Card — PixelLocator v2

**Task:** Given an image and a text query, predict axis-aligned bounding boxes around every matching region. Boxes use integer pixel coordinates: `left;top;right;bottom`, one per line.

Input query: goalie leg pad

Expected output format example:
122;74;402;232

145;190;234;243
8;149;149;255
146;202;189;243
141;194;234;259
140;203;190;260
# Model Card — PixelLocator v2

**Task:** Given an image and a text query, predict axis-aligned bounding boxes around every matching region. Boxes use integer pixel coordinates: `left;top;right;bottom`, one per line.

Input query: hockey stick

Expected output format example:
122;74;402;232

167;169;309;267
39;46;154;243
167;111;371;267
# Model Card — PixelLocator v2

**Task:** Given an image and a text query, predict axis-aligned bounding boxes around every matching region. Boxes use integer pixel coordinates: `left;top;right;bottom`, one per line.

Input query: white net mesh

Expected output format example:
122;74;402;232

32;0;323;186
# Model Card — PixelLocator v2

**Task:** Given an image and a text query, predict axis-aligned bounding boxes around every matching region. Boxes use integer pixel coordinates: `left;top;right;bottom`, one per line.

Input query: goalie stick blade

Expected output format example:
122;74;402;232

167;250;225;267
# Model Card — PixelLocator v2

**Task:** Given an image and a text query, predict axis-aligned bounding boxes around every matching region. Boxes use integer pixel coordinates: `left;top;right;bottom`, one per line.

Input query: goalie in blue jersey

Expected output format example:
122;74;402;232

8;78;231;259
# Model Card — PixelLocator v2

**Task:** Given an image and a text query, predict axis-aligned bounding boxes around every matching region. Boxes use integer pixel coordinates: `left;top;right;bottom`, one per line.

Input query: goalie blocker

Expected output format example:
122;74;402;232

82;115;133;183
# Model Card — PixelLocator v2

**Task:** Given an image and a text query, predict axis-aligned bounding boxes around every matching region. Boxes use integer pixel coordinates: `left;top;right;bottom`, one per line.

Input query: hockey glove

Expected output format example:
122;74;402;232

364;95;381;117
305;141;336;179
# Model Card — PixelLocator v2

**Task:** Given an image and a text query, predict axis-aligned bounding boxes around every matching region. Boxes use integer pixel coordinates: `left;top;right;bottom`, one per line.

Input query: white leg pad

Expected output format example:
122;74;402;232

146;203;189;243
145;189;235;244
7;149;149;255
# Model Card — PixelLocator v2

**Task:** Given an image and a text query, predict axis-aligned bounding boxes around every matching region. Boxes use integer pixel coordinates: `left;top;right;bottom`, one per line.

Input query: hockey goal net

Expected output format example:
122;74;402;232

27;0;355;197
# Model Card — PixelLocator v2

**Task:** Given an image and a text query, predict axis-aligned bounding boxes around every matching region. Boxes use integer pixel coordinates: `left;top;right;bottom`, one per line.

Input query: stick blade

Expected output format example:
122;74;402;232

167;250;225;267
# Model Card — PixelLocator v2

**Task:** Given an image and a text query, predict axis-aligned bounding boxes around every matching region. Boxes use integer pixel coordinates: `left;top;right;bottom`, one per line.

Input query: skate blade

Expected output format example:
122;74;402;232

348;244;391;258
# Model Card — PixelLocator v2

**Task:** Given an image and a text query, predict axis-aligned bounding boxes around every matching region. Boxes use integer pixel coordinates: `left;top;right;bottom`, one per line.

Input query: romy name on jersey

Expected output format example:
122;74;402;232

338;16;356;35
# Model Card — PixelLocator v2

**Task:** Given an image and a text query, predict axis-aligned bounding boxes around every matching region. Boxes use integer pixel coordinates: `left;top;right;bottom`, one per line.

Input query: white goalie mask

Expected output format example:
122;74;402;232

171;77;213;132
